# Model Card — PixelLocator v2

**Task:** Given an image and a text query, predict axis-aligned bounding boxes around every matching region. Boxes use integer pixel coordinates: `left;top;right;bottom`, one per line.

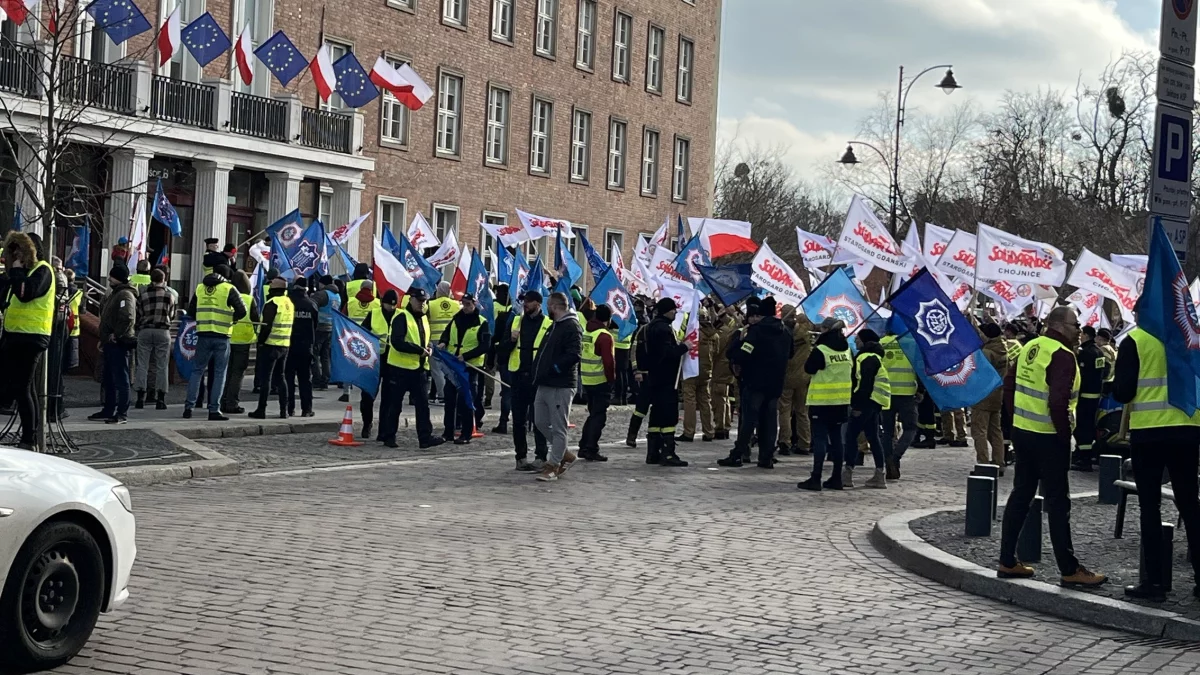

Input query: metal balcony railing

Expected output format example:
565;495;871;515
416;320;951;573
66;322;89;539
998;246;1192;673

0;43;37;97
300;106;352;154
150;76;214;129
230;91;288;142
59;56;134;114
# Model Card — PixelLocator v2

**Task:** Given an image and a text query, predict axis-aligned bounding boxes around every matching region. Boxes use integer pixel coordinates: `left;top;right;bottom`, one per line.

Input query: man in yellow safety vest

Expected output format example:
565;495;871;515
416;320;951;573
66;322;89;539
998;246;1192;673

380;288;444;449
579;304;616;462
437;293;490;444
248;277;293;419
184;264;247;421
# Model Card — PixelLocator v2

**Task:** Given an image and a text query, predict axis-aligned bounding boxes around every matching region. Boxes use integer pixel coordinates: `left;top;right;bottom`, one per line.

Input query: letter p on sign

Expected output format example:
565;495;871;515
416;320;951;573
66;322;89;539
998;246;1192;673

1159;111;1192;182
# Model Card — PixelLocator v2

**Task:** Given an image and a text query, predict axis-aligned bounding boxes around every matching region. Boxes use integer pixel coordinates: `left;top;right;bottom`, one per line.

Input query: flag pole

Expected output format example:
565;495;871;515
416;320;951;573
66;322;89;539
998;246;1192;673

462;360;510;389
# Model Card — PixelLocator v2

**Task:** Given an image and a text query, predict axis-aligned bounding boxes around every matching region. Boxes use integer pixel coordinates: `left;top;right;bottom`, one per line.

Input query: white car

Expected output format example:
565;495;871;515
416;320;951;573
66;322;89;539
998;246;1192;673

0;447;136;672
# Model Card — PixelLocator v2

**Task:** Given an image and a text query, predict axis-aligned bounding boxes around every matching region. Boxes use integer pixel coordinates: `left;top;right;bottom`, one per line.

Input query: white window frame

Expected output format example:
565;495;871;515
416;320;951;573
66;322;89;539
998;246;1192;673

436;71;463;157
319;40;351;111
529;97;553;174
575;0;595;70
641;128;659;196
485;85;511;166
612;11;631;82
442;0;467;26
482;211;507;274
604;230;624;265
607;118;626;189
570;108;591;182
432;204;461;273
231;0;273;95
673;136;690;202
380;55;411;147
677;36;694;103
536;0;558;58
158;0;199;78
645;24;664;94
378;197;408;238
491;0;513;41
387;0;414;10
318;190;333;224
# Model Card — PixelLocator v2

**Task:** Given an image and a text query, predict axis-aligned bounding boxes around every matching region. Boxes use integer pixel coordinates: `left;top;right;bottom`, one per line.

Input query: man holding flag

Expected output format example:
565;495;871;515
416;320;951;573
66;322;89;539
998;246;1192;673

437;293;490;444
380;288;444;450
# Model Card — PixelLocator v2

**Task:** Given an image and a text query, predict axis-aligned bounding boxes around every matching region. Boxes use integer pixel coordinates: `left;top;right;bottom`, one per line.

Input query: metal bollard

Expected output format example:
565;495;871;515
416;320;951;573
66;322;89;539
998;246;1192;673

1098;455;1122;505
973;464;1001;520
1017;496;1043;563
966;476;995;537
1138;522;1176;591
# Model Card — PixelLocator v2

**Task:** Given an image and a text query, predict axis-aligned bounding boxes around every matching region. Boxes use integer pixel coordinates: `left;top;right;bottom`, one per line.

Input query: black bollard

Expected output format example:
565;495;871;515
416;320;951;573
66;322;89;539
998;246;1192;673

966;476;995;537
1017;496;1043;563
973;464;1001;520
1138;522;1177;591
1098;455;1122;505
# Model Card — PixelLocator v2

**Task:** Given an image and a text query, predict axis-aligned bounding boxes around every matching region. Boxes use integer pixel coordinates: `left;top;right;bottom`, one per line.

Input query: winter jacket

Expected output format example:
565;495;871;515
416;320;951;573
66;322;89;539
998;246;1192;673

974;335;1009;412
99;282;137;345
533;310;582;389
288;289;318;350
1112;334;1200;445
585;318;617;383
186;272;247;336
783;313;814;387
804;329;851;425
729;315;794;399
643;314;687;391
696;319;717;382
710;314;739;383
849;340;885;411
1077;338;1107;396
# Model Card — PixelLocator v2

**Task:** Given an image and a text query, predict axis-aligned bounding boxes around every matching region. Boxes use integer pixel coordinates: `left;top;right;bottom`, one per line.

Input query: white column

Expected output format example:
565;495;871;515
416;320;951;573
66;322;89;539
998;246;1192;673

266;171;303;225
14;136;45;238
103;149;152;276
330;181;365;257
188;160;233;290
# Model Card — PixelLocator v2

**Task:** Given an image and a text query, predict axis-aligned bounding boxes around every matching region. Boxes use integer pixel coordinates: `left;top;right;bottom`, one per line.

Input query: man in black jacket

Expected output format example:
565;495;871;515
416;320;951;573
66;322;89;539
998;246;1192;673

381;288;444;449
286;281;319;417
642;297;689;467
531;292;582;480
719;297;793;468
491;284;514;434
438;293;491;444
509;291;552;470
1073;325;1108;471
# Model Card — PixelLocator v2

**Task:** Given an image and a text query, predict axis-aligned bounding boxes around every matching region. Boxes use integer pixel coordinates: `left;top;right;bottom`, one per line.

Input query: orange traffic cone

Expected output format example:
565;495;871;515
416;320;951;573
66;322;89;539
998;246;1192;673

471;421;485;439
329;405;363;447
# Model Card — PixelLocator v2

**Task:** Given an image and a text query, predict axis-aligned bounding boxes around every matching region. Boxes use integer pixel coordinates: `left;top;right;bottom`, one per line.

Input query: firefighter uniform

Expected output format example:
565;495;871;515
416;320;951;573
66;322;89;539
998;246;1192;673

641;300;689;466
1073;335;1109;470
625;320;653;446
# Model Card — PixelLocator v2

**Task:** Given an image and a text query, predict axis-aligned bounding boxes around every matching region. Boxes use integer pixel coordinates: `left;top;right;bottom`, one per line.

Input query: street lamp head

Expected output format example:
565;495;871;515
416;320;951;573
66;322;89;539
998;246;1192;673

938;68;961;95
839;145;859;165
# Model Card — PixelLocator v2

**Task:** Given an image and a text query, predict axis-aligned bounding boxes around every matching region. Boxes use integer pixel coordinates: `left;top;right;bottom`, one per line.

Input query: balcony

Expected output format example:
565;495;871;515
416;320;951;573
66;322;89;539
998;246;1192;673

151;75;215;129
230;91;288;142
60;56;135;114
301;107;354;154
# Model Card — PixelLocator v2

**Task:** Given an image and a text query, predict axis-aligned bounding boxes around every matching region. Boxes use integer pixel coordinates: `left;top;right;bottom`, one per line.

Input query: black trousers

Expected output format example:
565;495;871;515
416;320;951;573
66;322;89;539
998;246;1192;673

646;384;679;435
614;349;631;403
735;387;778;464
380;367;433;444
1132;440;1200;586
512;376;546;460
312;329;332;387
255;345;288;413
1000;430;1080;575
918;393;938;439
581;382;611;450
222;343;251;411
444;371;482;439
0;339;46;445
360;364;392;432
1074;396;1100;455
497;367;512;425
285;348;313;414
845;407;886;469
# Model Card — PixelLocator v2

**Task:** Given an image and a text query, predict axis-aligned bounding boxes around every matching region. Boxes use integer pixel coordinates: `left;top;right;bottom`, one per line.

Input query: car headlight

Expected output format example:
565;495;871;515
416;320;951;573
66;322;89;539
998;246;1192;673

112;485;133;513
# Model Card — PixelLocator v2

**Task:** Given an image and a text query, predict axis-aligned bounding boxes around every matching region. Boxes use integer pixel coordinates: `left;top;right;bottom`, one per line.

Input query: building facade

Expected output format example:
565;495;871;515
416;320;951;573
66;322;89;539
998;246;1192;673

1;0;720;290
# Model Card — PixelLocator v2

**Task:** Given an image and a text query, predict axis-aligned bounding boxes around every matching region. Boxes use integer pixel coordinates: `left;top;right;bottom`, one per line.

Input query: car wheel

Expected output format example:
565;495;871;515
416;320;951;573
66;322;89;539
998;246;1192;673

0;520;106;673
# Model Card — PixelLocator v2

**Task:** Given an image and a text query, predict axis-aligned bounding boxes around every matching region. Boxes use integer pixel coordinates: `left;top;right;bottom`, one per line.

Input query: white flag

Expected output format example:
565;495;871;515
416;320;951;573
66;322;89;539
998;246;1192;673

833;194;907;273
934;229;977;284
649;217;670;248
634;234;652;267
649;244;693;285
1190;277;1200;308
516;209;572;241
681;290;701;380
890;223;924;293
979;279;1037;317
406;212;440;249
128;194;147;268
331;212;370;247
751;238;807;307
1065;248;1143;323
1078;299;1104;329
658;278;696;330
1110;253;1148;275
610;241;625;272
248;240;270;267
975;222;1067;286
924;223;954;261
481;219;530;248
426;229;460;268
795;226;836;269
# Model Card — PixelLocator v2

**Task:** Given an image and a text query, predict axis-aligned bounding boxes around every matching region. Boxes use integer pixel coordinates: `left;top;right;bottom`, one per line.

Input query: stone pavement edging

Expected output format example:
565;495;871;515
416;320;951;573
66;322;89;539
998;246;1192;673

870;506;1200;642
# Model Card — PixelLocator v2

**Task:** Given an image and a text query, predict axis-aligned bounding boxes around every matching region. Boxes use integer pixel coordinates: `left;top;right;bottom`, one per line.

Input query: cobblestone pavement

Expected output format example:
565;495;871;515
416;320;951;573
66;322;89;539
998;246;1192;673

55;432;1200;675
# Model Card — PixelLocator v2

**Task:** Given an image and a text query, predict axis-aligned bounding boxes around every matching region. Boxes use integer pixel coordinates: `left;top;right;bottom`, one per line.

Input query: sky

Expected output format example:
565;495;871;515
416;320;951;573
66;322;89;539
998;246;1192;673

716;0;1164;181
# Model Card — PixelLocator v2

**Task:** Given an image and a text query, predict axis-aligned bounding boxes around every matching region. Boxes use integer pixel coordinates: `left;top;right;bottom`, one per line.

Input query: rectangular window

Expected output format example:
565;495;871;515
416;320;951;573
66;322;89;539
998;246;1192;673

433;205;459;243
677;37;693;103
645;24;664;93
318;192;332;224
607;118;626;189
232;0;272;95
604;230;623;264
673;136;690;201
612;12;631;81
387;0;413;9
536;0;557;57
575;0;595;70
570;109;591;181
491;0;513;41
319;40;351;111
485;86;510;165
442;0;467;25
436;72;463;156
641;128;659;195
378;198;407;238
530;98;553;174
380;56;410;146
482;211;507;274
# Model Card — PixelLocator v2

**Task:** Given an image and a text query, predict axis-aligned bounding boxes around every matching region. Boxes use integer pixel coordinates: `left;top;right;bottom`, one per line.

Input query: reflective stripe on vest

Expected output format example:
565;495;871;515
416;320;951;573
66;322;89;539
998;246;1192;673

387;310;431;371
807;345;852;406
427;297;461;346
854;352;891;409
1128;328;1200;429
448;315;485;367
507;314;551;372
263;296;294;347
347;297;379;322
880;335;916;397
1012;335;1079;434
5;259;55;336
68;289;83;337
368;310;391;341
581;328;608;386
231;293;257;345
194;281;236;336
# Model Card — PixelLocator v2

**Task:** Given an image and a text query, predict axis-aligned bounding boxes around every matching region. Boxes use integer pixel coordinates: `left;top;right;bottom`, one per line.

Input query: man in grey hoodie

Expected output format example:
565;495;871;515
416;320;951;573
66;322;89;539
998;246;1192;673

532;292;582;481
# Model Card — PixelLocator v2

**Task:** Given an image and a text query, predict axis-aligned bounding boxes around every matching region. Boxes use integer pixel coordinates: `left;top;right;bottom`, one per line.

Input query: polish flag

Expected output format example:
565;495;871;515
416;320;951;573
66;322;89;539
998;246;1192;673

234;25;255;85
157;7;181;67
369;57;434;110
687;217;758;258
373;239;415;298
0;0;39;26
449;246;472;299
310;44;337;103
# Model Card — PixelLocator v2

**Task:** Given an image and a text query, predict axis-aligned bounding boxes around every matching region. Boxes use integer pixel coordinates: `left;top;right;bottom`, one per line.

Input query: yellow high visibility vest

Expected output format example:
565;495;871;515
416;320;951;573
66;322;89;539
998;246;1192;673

508;313;551;371
613;327;631;350
5;259;55;336
1013;335;1079;434
854;352;891;409
880;335;916;397
1101;343;1117;384
231;293;257;345
193;281;236;336
68;289;83;338
263;296;294;347
1128;328;1200;429
581;328;608;386
1005;339;1023;364
346;297;379;322
130;273;152;293
367;309;391;340
387;309;431;371
346;279;368;299
426;297;460;346
447;314;485;367
806;344;852;406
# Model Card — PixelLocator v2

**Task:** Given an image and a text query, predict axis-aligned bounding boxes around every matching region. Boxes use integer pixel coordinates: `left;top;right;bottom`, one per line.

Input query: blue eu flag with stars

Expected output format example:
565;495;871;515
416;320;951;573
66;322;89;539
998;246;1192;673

180;12;230;67
254;30;306;86
333;53;379;109
86;0;152;45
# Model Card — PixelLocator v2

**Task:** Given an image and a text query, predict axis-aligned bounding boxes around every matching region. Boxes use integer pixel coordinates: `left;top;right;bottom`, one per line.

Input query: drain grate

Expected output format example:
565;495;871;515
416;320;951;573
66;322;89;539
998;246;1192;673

1111;635;1200;652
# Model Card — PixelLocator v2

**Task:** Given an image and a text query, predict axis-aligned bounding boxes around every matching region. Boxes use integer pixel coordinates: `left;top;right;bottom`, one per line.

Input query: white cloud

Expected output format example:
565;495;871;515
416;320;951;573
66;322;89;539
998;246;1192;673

717;115;847;179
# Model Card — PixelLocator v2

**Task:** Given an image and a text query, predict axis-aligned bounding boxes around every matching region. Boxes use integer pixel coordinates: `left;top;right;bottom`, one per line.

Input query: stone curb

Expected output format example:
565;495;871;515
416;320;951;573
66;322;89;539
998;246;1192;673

98;428;242;487
178;420;337;440
870;506;1200;642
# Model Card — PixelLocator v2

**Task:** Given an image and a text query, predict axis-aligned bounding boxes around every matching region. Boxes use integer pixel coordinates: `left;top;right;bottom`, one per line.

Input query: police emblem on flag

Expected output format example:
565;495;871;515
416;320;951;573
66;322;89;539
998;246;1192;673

607;288;631;320
179;321;198;361
916;299;954;346
932;353;976;387
276;222;302;248
473;271;488;293
1171;272;1200;349
819;294;864;330
403;251;425;278
685;248;704;277
337;326;378;369
290;239;321;275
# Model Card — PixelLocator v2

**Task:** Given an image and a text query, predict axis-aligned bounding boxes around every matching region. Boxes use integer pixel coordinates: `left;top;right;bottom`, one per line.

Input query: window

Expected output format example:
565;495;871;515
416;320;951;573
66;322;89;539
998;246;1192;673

536;0;557;57
433;204;459;243
575;0;595;70
442;0;467;26
566;225;583;260
530;98;553;174
378;198;408;237
604;230;623;264
607;118;626;189
380;56;410;146
645;24;664;93
491;0;513;41
673;136;690;201
612;12;631;82
485;86;510;165
436;72;463;156
318;191;332;224
387;0;413;9
482;211;507;274
159;0;202;78
232;0;272;95
640;128;659;195
570;109;590;181
677;37;694;103
319;40;351;111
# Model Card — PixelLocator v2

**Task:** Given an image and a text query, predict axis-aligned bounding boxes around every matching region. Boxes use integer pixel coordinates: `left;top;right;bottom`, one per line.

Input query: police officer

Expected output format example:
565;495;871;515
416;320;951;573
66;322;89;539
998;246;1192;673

1073;325;1108;471
997;306;1106;587
797;318;852;491
708;303;739;440
843;328;889;489
1096;327;1117;392
286;280;318;418
248;278;293;419
221;272;258;414
880;329;918;478
612;306;633;405
1112;314;1200;601
427;282;461;403
642;297;688;467
200;238;225;276
380;288;444;449
720;296;792;468
439;293;490;444
778;304;813;456
509;291;551;470
184;264;246;420
677;305;715;443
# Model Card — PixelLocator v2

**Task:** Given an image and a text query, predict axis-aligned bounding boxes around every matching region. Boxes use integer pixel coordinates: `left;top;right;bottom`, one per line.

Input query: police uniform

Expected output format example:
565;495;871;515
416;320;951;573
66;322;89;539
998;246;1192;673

678;308;715;441
426;295;461;401
250;289;293;418
881;333;919;476
380;292;442;448
797;323;853;491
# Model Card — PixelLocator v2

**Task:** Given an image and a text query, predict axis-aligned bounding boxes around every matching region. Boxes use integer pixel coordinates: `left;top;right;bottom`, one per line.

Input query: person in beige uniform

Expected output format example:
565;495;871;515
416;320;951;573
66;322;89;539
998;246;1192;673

708;305;740;440
677;306;715;442
777;305;814;455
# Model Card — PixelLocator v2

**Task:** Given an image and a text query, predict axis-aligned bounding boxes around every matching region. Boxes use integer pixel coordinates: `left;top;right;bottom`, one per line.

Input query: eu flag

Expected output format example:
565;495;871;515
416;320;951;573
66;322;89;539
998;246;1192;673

577;230;608;283
590;268;637;340
86;0;151;45
333;52;379;108
801;267;885;337
697;263;753;307
254;30;306;86
889;269;982;375
331;312;382;397
432;346;474;411
152;179;181;236
173;317;199;381
181;12;230;67
892;316;1001;410
1138;218;1200;414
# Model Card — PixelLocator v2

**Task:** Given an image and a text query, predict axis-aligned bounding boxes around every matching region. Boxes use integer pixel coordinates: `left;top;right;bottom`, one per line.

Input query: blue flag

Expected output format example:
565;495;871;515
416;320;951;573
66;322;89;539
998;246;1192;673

590;267;638;340
801;267;886;337
253;262;265;312
66;222;90;277
181;12;230;67
527;256;545;297
509;252;531;296
254;31;307;86
673;234;712;293
496;244;515;285
266;208;304;248
12;204;21;232
283;220;327;278
577;230;608;283
331;312;382;397
86;0;151;45
1139;218;1200;414
152;179;181;236
269;236;295;282
325;233;357;279
554;226;583;286
891;316;1001;410
697;263;753;307
432;346;474;411
552;274;574;309
333;52;379;108
465;249;494;330
390;228;441;296
173;317;199;382
889;269;982;375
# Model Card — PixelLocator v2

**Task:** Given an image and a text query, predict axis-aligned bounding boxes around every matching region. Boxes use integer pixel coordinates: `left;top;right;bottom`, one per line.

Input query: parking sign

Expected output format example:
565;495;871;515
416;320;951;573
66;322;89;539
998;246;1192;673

1150;105;1194;220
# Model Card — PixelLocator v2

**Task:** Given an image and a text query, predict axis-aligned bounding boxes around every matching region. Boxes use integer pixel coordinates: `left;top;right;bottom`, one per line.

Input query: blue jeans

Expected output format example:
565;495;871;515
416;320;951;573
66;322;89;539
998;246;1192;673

187;335;231;413
844;407;885;469
101;343;131;417
809;415;844;481
882;395;918;463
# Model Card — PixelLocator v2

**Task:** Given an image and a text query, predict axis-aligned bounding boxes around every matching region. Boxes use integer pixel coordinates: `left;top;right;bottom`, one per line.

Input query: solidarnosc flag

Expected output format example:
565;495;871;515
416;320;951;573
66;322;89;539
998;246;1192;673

331;311;382;397
1138;218;1200;415
889;269;983;375
173;317;199;382
432;346;475;411
892;317;1002;410
801;267;885;336
590;267;637;340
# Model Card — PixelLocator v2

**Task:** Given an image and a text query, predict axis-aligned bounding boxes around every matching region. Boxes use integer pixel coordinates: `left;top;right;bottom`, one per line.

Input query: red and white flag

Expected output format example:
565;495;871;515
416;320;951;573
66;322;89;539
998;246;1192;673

47;0;62;34
795;227;836;270
681;290;702;380
330;212;369;246
128;194;148;268
516;209;572;241
480;219;529;248
369;57;433;110
1066;248;1143;323
687;217;757;258
449;246;471;298
426;229;460;269
234;24;255;85
833;194;907;273
310;44;337;103
976;222;1067;287
157;6;181;67
373;239;415;298
407;212;440;249
610;241;625;273
634;233;652;266
1067;289;1102;314
980;279;1038;318
933;229;977;284
648;218;670;250
923;223;954;261
248;240;270;267
751;239;807;308
0;0;39;25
